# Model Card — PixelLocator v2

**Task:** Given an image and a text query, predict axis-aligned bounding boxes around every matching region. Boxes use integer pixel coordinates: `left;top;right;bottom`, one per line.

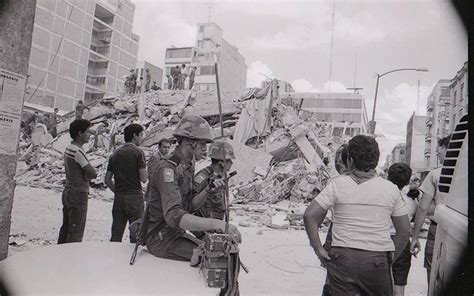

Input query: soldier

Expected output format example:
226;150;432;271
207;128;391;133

191;141;234;239
145;115;242;262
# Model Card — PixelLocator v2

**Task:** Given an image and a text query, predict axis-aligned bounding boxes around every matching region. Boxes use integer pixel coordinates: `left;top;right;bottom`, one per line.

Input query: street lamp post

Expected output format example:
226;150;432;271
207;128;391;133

369;67;428;134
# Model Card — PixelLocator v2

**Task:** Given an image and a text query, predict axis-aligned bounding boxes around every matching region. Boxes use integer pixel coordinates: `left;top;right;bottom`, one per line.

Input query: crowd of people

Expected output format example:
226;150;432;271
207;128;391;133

124;69;162;94
304;133;451;296
167;64;197;90
57;113;451;295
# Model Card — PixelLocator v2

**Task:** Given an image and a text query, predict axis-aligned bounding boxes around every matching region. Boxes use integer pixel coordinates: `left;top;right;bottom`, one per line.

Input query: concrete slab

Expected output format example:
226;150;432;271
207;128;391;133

1;242;219;295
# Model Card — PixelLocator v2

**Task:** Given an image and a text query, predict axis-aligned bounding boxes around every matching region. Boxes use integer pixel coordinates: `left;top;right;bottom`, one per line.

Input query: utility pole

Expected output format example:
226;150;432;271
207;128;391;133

328;0;336;92
0;0;37;260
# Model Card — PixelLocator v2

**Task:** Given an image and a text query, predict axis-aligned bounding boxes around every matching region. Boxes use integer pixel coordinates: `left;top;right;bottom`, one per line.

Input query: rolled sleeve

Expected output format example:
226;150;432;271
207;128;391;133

315;180;336;210
137;148;146;169
392;191;409;217
419;169;436;197
75;149;90;168
156;164;188;229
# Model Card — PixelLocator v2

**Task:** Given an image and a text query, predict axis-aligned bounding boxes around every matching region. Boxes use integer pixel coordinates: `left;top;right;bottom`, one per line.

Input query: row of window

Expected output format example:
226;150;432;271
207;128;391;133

165;65;215;76
305;112;362;123
88;61;108;68
86;76;106;84
301;98;363;109
165;48;193;59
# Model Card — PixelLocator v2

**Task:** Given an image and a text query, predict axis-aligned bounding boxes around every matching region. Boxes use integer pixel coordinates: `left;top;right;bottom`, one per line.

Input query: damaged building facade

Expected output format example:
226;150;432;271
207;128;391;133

163;23;247;101
25;0;139;112
280;92;369;137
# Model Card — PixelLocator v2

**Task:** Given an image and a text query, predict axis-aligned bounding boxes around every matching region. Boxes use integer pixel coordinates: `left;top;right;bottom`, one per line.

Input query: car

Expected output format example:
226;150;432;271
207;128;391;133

428;113;468;296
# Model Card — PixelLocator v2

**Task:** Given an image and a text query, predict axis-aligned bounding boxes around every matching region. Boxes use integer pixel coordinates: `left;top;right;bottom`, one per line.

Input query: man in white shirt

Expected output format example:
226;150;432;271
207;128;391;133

304;135;410;296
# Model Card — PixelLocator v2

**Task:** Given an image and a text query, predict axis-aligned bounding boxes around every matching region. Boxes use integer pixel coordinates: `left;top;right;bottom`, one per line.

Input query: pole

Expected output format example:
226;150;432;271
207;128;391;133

214;62;229;234
328;0;336;92
0;0;37;260
369;74;380;134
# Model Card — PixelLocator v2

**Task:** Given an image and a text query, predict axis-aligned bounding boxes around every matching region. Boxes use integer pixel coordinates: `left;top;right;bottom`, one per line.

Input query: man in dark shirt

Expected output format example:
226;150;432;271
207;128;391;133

171;66;180;90
105;124;147;243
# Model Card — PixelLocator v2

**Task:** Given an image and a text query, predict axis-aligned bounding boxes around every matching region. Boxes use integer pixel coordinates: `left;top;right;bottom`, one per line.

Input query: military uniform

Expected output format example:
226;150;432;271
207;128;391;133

193;166;226;220
145;149;202;261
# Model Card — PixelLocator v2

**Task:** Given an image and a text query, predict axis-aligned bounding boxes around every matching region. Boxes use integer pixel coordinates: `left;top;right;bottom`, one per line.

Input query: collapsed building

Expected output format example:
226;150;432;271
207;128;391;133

16;80;421;233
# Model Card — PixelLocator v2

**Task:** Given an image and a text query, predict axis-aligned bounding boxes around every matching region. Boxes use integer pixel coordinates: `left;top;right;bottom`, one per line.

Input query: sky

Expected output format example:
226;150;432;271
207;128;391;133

130;0;468;166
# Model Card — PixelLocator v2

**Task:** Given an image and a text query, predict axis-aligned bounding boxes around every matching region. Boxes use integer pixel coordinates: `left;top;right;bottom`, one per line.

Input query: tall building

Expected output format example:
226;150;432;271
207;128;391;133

26;0;139;111
163;23;247;101
280;92;369;137
136;60;163;90
424;79;451;168
391;143;406;164
448;61;468;129
406;112;427;173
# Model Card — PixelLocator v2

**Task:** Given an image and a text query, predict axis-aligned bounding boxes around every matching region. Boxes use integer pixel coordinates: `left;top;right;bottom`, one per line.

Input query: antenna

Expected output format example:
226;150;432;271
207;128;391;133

417;72;420;115
208;2;214;22
328;0;336;92
353;52;357;88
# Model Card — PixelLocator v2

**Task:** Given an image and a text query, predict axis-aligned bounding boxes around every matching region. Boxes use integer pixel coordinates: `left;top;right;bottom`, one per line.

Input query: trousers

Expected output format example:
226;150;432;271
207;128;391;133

58;187;88;244
110;194;144;243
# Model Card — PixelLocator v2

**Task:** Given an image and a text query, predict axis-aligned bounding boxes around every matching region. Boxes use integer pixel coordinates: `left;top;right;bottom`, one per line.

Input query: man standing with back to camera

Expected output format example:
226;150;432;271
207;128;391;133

304;135;410;296
105;124;147;243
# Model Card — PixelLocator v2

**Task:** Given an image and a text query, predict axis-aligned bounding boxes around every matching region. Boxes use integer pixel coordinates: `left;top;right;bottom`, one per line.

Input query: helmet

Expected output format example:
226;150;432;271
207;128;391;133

208;140;235;160
173;115;214;143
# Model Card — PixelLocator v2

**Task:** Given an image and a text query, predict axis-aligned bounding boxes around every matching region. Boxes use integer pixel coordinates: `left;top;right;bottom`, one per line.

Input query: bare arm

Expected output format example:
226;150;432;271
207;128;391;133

410;192;434;254
391;215;410;261
83;164;98;180
104;171;115;193
303;201;330;265
139;168;147;183
179;214;241;243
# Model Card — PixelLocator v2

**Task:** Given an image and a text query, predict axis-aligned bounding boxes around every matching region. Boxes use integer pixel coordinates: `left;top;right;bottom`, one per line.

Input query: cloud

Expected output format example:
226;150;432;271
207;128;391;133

133;3;196;68
246;61;274;88
291;79;320;92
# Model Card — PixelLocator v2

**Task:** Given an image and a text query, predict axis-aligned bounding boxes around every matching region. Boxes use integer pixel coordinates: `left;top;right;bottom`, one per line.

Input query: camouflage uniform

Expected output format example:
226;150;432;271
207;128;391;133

145;115;214;261
192;141;235;239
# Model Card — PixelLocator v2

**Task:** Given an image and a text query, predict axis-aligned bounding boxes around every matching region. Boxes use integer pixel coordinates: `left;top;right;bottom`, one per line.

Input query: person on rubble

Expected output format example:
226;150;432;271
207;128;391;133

49;108;59;138
151;81;159;91
410;134;450;287
171;66;180;90
147;138;171;182
136;77;143;94
188;66;197;90
166;75;173;90
387;162;418;296
145;115;242;263
304;135;410;296
58;119;97;244
75;100;89;120
105;124;147;243
127;69;137;94
178;64;187;90
191;140;235;239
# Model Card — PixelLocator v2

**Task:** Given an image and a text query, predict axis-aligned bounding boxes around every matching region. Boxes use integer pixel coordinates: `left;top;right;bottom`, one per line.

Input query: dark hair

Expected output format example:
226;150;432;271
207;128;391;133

438;134;451;148
69;119;91;140
387;163;412;190
54;108;59;111
158;138;171;147
335;144;349;174
348;135;380;171
124;124;144;142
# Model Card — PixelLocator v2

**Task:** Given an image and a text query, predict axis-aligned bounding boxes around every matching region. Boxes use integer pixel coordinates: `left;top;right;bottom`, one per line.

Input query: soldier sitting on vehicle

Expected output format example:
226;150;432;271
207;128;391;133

144;115;242;263
191;141;235;239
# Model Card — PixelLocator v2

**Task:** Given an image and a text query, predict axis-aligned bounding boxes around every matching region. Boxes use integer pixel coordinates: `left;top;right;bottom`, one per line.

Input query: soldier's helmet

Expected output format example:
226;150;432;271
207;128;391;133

173;115;214;143
208;140;235;160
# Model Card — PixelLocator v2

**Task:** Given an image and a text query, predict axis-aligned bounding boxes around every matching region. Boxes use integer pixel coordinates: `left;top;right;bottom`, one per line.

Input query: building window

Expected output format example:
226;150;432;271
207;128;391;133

314;99;323;108
352;113;361;123
352;99;362;109
453;90;457;106
333;99;343;108
199;66;215;75
440;87;450;97
343;99;352;108
199;25;204;32
165;48;192;58
460;83;464;101
323;99;333;108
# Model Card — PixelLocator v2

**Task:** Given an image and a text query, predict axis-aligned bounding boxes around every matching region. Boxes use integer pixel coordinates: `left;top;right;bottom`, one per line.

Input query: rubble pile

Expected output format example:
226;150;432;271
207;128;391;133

16;81;351;229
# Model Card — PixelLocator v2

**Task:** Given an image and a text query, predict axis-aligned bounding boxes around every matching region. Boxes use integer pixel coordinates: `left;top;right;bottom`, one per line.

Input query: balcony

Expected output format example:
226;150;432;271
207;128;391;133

426;117;433;126
426;100;433;111
424;147;431;156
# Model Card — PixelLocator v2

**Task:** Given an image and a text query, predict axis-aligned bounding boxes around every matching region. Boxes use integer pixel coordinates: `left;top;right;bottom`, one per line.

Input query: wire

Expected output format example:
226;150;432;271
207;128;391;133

263;244;325;274
28;0;77;102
